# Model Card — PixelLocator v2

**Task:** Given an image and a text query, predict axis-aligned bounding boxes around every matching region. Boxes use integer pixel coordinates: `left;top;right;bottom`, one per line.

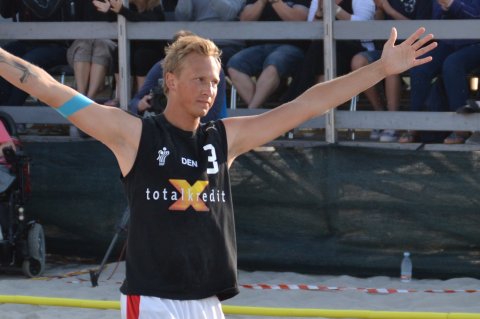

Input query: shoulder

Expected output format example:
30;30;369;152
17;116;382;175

202;120;227;139
201;120;228;152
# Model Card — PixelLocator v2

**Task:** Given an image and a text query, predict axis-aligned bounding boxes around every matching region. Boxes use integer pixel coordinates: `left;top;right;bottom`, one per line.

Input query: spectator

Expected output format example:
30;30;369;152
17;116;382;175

67;1;117;100
227;0;309;109
399;0;480;144
350;0;432;142
162;0;179;20
0;0;71;106
174;0;246;67
93;0;166;107
281;0;376;104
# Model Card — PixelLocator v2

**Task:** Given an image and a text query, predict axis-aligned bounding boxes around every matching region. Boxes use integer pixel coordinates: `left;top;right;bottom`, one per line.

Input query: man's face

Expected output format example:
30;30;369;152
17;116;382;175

167;53;221;119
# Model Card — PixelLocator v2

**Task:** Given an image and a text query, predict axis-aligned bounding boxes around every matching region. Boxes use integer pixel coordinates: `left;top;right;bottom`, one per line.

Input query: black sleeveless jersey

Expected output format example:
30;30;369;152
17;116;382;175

120;114;238;301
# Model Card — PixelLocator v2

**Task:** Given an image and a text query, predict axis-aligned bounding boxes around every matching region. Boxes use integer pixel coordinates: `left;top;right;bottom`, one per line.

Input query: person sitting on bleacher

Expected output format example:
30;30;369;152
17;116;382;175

93;0;167;108
0;0;72;106
227;0;309;109
400;0;480;144
174;0;246;68
280;0;376;106
67;1;117;101
350;0;432;143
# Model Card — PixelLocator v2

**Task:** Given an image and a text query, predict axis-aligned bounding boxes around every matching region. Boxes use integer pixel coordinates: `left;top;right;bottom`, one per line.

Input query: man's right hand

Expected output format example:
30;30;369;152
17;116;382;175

138;94;152;113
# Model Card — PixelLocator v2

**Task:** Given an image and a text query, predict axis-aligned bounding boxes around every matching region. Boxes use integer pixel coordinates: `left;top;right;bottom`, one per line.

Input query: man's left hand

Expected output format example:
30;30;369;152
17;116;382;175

380;27;437;77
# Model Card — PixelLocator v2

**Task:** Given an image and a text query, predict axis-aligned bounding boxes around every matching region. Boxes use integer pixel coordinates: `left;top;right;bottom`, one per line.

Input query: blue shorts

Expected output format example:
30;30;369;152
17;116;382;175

227;44;304;78
358;50;382;64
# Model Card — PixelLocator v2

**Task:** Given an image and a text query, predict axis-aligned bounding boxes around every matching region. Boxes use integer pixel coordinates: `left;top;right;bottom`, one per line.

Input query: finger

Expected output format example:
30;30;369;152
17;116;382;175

412;33;434;50
415;41;438;58
385;27;397;48
413;56;433;68
403;27;426;46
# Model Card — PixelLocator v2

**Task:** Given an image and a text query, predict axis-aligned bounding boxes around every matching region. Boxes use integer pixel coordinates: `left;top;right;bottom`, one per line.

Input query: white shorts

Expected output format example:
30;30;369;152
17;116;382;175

120;294;225;319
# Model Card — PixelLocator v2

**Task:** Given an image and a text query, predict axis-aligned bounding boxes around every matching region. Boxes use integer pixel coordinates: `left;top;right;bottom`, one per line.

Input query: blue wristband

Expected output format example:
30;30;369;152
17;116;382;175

55;94;94;118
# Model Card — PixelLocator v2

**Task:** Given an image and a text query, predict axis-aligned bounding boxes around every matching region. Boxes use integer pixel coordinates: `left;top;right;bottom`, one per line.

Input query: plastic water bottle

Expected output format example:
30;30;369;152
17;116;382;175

400;251;412;283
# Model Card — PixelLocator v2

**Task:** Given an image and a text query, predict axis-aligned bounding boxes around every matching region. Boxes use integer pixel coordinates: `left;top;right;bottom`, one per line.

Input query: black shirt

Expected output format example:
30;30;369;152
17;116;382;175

120;115;238;301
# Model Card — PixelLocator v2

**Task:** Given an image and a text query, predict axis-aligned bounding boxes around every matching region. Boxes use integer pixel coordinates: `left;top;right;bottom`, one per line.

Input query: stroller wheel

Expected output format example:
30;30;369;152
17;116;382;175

22;223;46;277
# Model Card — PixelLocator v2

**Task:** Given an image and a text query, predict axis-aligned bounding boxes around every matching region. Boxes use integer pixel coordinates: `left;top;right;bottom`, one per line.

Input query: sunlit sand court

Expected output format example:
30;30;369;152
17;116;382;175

1;261;480;319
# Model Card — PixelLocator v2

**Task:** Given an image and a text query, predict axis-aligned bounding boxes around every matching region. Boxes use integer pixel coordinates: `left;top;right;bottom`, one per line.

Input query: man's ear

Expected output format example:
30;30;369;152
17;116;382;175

165;72;176;92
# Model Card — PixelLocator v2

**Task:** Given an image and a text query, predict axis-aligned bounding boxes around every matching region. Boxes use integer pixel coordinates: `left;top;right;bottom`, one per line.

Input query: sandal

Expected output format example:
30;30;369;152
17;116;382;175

398;131;417;143
443;132;470;144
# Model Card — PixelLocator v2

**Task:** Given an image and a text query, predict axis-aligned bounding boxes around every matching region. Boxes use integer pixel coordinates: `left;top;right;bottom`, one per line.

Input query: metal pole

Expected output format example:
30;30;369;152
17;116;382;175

324;0;337;143
117;0;131;110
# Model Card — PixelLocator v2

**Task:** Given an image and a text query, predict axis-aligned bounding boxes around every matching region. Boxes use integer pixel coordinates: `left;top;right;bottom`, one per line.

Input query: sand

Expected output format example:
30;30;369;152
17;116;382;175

1;261;480;319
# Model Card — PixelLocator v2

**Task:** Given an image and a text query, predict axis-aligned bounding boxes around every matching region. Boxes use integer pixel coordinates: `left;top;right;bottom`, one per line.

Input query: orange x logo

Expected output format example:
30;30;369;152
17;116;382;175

169;179;209;211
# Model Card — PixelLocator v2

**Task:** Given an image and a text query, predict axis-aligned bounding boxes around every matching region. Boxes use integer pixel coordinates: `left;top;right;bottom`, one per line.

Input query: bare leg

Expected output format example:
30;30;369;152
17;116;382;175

351;54;383;111
384;74;401;111
86;63;107;98
248;65;280;109
362;86;385;111
73;61;91;95
104;73;120;106
114;73;119;97
228;68;255;106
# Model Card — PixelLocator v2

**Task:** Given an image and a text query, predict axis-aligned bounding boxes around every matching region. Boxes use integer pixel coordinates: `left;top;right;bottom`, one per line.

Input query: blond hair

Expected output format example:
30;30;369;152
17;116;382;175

161;35;222;94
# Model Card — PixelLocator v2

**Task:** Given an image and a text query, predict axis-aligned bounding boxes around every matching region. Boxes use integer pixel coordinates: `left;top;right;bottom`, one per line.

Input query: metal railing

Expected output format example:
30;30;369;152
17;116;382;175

0;13;478;143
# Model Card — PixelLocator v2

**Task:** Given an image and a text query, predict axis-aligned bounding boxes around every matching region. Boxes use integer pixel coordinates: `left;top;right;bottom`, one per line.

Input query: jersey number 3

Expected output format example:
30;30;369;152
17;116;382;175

203;144;219;175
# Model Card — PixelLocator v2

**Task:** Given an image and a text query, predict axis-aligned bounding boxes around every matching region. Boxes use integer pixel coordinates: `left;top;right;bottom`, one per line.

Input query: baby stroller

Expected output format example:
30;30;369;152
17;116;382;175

0;111;45;277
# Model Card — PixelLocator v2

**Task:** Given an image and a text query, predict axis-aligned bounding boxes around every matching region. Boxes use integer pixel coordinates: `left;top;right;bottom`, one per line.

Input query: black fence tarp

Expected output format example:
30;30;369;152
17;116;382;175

231;145;480;279
23;141;480;278
24;140;127;257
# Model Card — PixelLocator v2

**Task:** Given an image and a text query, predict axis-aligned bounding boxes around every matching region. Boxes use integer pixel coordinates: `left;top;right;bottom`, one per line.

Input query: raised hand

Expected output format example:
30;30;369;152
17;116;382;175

92;0;110;13
138;94;152;113
108;0;123;13
380;27;437;77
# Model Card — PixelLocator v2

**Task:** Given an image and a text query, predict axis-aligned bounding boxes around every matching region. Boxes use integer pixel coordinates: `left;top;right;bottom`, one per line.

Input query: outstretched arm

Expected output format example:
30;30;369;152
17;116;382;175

224;27;437;164
0;48;142;176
